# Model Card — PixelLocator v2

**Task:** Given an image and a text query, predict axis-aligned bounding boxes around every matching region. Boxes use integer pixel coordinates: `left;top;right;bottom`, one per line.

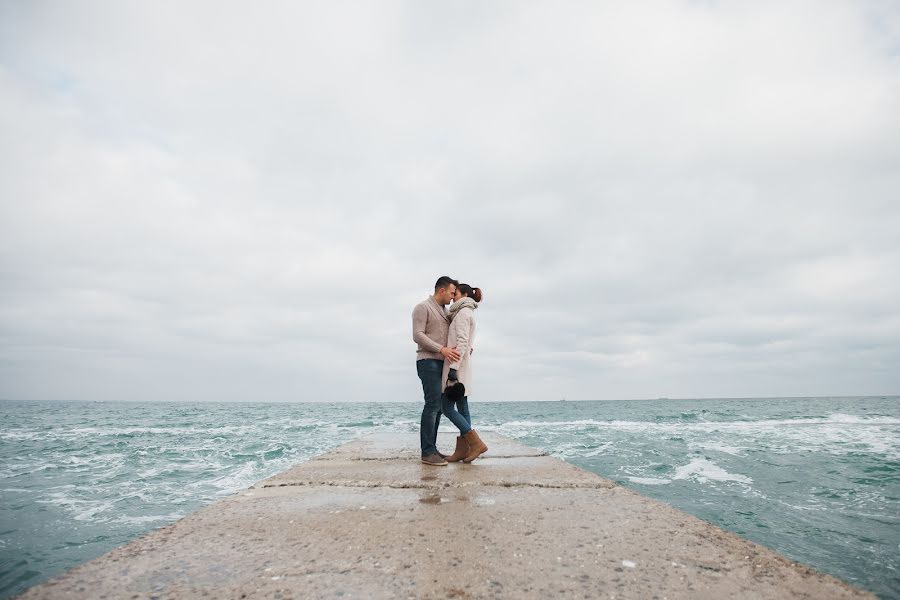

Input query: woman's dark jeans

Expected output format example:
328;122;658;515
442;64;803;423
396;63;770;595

441;394;471;435
416;359;443;456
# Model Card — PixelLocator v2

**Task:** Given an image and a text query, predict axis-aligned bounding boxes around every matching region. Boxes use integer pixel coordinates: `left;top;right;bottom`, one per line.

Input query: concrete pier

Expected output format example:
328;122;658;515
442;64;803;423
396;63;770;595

16;432;874;599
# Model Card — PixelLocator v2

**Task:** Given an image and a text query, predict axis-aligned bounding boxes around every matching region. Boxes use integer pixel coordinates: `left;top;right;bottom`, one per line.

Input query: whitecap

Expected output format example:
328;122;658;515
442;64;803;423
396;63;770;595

627;477;671;485
688;442;746;456
190;461;259;494
581;443;614;458
112;512;185;525
826;413;900;425
672;459;752;484
35;493;118;522
0;431;43;441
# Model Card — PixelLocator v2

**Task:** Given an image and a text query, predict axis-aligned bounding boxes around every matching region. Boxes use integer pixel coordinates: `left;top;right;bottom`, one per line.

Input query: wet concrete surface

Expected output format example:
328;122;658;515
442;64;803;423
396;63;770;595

14;432;875;599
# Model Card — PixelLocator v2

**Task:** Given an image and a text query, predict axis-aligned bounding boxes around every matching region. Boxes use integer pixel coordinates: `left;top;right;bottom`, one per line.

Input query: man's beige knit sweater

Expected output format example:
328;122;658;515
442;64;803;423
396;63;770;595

412;296;450;361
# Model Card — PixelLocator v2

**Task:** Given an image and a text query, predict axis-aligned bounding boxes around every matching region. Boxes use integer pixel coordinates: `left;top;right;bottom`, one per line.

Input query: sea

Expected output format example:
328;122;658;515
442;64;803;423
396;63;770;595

1;396;898;599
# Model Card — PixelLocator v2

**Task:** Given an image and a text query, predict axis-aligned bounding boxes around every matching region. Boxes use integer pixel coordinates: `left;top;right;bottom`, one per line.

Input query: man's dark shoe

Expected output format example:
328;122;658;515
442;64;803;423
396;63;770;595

421;453;448;466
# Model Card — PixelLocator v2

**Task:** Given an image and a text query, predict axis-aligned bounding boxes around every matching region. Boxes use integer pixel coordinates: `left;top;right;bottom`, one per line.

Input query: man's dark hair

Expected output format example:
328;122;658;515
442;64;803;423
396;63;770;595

434;276;458;291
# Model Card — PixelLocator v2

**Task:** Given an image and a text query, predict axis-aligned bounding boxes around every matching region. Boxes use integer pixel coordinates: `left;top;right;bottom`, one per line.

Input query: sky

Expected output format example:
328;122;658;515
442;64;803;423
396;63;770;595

1;1;899;403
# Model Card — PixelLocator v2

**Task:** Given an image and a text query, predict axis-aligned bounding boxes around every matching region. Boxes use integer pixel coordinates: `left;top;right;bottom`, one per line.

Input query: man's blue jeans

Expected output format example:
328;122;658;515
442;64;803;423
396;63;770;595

441;394;471;435
416;359;443;456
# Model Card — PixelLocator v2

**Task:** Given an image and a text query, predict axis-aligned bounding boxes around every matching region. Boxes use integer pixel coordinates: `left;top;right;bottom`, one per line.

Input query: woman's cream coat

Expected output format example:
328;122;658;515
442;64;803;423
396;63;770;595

441;302;477;396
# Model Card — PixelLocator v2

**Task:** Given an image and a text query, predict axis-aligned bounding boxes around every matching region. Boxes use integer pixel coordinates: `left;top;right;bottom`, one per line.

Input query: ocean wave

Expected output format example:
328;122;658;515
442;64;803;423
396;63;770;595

688;442;747;456
192;461;259;492
627;476;671;485
672;458;753;485
34;494;117;522
111;512;185;525
490;413;900;431
487;413;900;460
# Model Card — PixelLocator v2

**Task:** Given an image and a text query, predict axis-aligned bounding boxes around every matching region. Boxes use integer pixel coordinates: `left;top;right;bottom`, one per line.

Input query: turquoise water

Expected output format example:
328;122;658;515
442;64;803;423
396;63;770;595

1;397;897;599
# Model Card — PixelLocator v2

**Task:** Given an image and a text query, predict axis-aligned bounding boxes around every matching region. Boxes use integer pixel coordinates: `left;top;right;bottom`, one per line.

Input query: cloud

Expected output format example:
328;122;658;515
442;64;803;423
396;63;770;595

1;1;899;402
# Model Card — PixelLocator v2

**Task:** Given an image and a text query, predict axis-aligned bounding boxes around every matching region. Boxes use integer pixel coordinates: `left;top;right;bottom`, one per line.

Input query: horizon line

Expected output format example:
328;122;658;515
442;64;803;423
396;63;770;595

1;394;897;404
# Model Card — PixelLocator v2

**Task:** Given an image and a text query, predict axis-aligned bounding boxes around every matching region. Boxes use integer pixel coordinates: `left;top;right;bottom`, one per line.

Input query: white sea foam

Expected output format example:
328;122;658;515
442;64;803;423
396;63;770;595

487;413;900;460
73;500;116;521
112;512;185;525
826;413;900;425
198;461;259;493
689;442;746;456
490;419;612;430
490;414;900;433
66;425;261;437
35;492;118;522
0;431;44;441
627;477;671;486
672;459;752;485
581;443;615;458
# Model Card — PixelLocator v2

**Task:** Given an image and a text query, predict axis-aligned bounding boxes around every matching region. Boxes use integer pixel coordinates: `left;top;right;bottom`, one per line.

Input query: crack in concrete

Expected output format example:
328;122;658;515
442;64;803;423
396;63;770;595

256;479;615;490
316;453;549;461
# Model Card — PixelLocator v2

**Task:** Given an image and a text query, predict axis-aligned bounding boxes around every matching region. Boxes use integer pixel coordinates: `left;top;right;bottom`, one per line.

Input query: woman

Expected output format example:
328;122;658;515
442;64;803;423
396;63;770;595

441;283;488;463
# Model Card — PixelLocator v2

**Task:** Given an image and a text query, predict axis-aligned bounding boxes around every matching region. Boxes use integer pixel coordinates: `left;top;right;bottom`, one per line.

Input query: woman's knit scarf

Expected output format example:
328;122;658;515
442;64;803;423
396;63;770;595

448;296;478;320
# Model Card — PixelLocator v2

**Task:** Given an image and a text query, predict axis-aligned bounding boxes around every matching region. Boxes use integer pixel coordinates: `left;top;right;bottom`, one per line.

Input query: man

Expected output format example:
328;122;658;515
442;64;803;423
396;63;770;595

412;276;461;465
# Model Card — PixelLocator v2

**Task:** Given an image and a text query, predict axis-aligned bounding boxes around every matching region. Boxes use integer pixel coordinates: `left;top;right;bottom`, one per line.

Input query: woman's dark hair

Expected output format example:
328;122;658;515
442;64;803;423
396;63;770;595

457;283;483;303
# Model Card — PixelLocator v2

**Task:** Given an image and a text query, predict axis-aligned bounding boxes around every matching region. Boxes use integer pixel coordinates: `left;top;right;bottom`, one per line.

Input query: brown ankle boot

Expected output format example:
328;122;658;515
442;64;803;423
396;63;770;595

445;436;469;462
462;430;488;463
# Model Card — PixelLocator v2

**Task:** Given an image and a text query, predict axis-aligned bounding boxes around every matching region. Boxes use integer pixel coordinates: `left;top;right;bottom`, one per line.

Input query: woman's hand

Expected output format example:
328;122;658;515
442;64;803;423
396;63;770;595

440;346;461;362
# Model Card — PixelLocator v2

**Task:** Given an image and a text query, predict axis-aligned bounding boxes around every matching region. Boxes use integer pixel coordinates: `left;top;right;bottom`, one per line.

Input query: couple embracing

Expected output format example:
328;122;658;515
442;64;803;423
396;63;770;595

412;276;489;466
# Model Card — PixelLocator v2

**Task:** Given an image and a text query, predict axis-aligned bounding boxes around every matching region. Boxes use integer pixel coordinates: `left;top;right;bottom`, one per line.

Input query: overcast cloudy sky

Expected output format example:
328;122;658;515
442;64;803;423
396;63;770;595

1;1;898;403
